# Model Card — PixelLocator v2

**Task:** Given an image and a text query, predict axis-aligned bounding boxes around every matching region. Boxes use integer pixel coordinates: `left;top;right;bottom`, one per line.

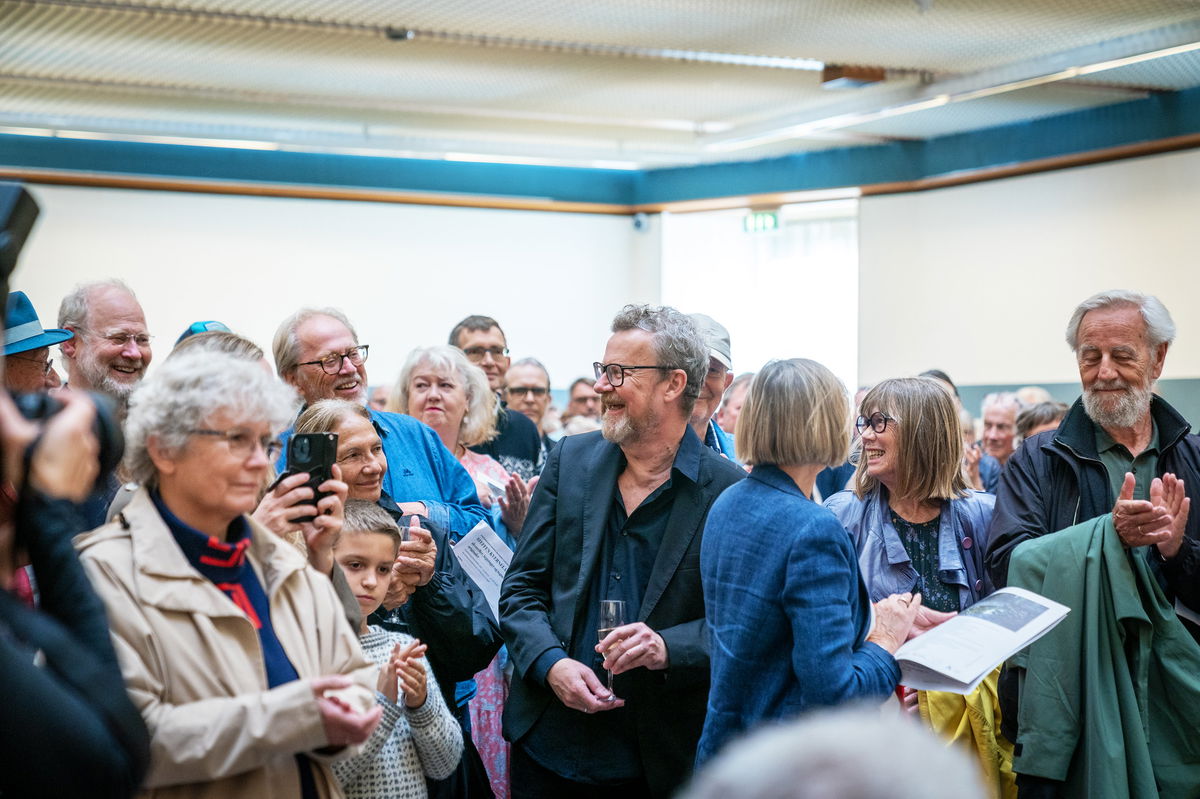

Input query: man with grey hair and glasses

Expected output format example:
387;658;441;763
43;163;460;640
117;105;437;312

985;289;1200;795
501;304;745;798
57;279;152;404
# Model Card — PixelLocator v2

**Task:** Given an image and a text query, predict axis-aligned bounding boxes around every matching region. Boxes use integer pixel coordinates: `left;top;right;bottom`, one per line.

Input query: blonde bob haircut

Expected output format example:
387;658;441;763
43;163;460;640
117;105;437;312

854;377;968;502
734;358;850;469
386;345;497;448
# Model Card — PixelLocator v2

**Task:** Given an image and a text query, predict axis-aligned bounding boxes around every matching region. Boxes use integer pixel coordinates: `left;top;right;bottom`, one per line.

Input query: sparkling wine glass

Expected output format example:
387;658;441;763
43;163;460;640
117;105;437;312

598;599;626;700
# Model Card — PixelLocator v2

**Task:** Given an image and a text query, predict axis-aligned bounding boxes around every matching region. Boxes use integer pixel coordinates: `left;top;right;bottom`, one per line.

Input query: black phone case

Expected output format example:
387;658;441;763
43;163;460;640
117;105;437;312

285;432;338;524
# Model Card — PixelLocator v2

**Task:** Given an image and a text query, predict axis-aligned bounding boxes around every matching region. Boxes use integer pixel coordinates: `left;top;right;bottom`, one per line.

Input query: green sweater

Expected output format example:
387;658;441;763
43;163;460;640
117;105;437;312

1008;514;1200;798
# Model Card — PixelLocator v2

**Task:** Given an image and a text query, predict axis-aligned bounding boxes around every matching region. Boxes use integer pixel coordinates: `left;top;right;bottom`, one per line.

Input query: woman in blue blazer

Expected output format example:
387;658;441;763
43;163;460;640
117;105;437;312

696;359;920;766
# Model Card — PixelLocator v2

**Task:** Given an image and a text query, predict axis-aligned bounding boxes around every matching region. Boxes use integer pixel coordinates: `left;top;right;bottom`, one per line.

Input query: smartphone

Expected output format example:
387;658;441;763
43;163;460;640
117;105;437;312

285;432;338;524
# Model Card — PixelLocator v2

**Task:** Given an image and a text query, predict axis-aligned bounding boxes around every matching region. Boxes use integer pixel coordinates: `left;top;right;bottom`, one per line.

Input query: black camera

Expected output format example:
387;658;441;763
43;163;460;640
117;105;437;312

13;391;125;493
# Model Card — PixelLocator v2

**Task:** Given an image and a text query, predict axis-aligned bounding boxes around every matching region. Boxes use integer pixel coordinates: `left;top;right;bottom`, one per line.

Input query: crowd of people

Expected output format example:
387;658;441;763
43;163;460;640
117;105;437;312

2;277;1199;799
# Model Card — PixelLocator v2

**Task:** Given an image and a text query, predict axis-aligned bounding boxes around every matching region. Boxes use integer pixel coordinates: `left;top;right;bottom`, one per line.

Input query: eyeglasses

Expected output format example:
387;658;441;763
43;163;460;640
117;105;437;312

855;412;898;435
298;345;369;375
9;353;54;374
189;428;283;460
593;361;674;387
463;346;509;362
507;386;548;397
93;331;153;349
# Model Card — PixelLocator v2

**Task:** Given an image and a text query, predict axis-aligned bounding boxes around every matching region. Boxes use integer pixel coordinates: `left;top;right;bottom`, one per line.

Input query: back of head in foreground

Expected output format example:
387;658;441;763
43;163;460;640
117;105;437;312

682;705;986;799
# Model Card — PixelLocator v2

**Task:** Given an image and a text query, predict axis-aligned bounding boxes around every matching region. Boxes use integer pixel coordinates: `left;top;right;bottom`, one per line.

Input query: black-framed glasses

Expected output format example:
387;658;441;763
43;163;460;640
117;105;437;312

593;361;674;387
298;345;369;375
855;412;898;435
507;386;548;397
463;345;509;362
9;353;53;374
189;428;283;460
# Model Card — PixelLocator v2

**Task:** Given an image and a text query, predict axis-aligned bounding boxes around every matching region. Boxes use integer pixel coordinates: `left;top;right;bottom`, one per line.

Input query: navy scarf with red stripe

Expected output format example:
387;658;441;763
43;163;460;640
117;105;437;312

151;490;299;689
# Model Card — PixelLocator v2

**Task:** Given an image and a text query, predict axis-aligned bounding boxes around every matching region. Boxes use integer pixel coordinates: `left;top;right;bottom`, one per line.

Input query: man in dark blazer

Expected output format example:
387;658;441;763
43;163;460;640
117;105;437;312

501;305;746;798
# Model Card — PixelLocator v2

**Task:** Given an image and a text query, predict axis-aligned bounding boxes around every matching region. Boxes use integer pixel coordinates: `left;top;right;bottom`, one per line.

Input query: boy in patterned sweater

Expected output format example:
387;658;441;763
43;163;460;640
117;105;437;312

332;500;463;798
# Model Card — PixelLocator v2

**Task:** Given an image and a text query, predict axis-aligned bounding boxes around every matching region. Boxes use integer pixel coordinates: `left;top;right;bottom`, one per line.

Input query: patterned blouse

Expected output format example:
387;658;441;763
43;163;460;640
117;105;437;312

889;509;958;613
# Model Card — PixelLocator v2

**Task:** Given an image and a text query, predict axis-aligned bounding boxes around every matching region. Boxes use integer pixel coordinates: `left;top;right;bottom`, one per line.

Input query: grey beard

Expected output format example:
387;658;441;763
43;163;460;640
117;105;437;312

1082;383;1152;430
601;412;634;444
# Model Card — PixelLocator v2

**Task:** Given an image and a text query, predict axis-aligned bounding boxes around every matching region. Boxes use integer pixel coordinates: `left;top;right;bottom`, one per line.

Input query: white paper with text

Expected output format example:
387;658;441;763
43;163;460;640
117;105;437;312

893;586;1069;694
450;521;513;620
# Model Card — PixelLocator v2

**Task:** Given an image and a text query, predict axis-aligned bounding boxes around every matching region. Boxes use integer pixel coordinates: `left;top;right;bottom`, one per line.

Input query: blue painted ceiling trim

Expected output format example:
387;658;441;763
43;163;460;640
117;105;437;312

2;84;1198;206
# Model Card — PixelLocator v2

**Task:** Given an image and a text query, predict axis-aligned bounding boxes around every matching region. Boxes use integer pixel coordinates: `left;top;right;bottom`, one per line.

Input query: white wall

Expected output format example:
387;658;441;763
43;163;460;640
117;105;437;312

858;149;1200;387
15;185;645;390
659;202;859;393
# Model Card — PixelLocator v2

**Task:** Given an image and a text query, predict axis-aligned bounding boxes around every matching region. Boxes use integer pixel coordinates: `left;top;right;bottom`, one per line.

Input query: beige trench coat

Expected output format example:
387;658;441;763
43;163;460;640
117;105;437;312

76;488;375;799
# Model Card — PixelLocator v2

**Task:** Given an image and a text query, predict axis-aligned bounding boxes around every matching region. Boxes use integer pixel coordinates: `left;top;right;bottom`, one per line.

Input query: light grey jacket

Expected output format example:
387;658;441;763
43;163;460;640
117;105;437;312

824;487;995;610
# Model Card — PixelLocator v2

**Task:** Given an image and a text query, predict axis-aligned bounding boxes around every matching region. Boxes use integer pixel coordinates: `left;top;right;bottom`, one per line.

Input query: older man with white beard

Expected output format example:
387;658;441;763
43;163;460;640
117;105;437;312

985;289;1199;603
58;279;152;405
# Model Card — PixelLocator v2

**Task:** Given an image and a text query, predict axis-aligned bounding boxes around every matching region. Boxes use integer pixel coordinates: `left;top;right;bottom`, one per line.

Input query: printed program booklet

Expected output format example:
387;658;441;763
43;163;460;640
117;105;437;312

893;586;1069;694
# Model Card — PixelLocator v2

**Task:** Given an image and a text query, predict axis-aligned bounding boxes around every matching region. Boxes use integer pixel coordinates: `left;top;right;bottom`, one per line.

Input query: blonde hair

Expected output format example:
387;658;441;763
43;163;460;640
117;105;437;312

295;398;371;437
735;358;849;468
341;499;403;550
854;377;968;502
386;345;497;447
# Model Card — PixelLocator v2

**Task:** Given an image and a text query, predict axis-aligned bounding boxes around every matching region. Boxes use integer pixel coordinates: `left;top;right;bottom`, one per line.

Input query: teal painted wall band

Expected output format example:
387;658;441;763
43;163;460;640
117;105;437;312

2;84;1199;205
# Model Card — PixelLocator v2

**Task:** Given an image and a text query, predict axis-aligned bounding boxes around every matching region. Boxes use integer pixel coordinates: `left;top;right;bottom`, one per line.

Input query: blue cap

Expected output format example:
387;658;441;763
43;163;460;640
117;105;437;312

175;320;231;346
5;291;73;356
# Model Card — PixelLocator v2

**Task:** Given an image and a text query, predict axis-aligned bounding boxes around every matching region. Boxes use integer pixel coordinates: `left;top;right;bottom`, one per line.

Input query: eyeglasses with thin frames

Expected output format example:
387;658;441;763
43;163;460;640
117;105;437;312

593;361;674;387
463;346;509;362
298;345;369;375
189;428;283;461
9;353;54;374
855;412;898;435
507;386;548;397
91;331;153;349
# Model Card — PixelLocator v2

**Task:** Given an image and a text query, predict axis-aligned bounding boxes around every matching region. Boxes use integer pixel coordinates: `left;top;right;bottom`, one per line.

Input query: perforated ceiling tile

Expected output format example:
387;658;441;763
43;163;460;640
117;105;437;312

2;0;1199;168
842;83;1147;140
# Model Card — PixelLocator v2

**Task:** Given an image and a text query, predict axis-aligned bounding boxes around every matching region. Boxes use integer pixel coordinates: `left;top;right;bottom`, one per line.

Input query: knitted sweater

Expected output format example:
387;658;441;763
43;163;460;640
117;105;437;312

332;627;463;799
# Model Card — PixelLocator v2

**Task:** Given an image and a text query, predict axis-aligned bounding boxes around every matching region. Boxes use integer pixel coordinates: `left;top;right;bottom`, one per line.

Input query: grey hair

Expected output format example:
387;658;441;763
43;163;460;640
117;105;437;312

295;398;371;437
720;371;755;412
387;344;497;447
123;350;301;485
610;304;706;413
273;307;358;378
682;705;986;799
57;279;137;330
1065;290;1176;351
981;391;1022;417
510;357;550;387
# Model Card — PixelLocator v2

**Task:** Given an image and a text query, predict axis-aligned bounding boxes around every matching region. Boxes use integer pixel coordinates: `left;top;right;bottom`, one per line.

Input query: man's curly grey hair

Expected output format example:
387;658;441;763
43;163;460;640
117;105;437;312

610;304;706;414
123;351;301;485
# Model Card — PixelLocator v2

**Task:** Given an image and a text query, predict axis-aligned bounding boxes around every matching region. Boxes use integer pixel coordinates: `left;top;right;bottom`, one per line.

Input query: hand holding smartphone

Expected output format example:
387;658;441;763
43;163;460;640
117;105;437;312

282;432;338;523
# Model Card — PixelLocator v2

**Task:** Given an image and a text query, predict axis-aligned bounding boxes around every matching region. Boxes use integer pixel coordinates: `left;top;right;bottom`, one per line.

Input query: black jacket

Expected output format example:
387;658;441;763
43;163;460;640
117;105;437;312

986;395;1200;616
500;428;745;797
0;491;149;798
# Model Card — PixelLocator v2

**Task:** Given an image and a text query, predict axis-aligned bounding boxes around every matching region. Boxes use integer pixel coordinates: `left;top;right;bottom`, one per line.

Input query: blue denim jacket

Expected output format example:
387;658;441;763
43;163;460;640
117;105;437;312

824;486;995;610
697;465;900;766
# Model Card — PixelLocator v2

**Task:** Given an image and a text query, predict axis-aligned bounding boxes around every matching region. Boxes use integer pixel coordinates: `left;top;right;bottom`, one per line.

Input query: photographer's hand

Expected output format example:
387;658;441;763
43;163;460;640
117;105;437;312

0;390;40;492
26;392;98;502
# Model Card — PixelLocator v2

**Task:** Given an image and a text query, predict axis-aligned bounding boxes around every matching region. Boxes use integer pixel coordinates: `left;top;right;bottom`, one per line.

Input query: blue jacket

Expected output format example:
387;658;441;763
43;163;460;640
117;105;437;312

824;486;994;610
696;464;899;766
279;408;487;537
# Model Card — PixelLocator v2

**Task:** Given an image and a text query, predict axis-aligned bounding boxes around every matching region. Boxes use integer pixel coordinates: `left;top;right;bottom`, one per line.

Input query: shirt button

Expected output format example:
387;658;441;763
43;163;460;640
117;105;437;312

613;574;622;581
974;579;984;592
961;536;973;550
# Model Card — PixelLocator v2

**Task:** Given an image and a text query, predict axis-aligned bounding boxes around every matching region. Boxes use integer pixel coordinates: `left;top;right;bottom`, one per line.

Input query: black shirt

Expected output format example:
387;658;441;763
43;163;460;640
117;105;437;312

469;403;544;481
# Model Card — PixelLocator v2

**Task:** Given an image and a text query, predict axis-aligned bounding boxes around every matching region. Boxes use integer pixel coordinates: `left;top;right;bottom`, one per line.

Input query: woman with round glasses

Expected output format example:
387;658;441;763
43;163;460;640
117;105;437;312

824;380;1006;791
76;350;380;798
825;377;994;614
696;359;920;766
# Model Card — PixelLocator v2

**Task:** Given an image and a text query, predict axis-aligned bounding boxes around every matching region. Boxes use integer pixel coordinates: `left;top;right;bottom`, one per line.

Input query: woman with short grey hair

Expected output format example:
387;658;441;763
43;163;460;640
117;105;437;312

77;351;380;798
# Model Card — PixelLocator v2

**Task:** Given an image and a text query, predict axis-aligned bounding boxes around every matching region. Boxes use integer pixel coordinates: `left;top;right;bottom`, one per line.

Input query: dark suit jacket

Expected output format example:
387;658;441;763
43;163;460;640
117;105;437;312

500;427;745;796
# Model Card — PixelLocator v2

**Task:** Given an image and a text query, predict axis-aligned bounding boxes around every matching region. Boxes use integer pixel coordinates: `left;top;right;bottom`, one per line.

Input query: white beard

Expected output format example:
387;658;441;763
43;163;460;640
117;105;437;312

1082;380;1152;431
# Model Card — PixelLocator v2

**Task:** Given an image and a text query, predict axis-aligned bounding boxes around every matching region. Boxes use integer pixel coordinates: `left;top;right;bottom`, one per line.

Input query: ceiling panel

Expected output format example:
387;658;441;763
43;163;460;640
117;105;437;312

1;0;1199;169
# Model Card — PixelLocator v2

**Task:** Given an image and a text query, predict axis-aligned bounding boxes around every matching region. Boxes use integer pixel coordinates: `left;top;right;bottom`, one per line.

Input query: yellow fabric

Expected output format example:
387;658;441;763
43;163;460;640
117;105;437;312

918;667;1016;799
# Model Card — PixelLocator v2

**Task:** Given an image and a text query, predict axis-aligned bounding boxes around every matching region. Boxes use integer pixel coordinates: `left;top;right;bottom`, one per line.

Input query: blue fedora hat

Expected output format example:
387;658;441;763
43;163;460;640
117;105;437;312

5;291;74;356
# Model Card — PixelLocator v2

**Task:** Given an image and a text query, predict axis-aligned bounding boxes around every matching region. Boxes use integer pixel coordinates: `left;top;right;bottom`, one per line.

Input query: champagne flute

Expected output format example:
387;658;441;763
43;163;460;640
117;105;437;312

598;599;626;700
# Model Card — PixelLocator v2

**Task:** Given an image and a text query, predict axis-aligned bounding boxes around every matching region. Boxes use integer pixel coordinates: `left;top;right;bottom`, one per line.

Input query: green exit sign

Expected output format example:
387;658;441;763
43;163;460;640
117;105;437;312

743;210;779;233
